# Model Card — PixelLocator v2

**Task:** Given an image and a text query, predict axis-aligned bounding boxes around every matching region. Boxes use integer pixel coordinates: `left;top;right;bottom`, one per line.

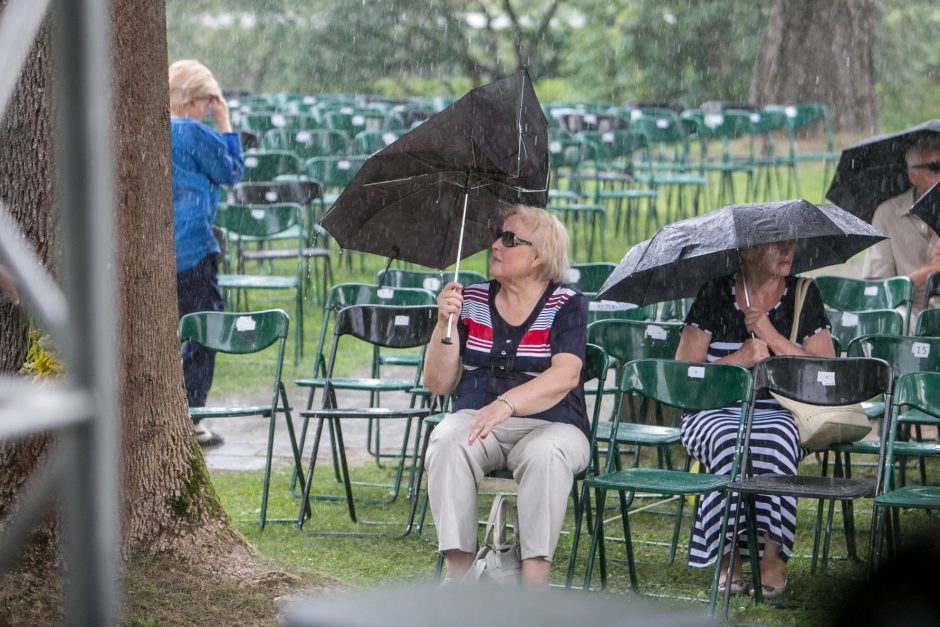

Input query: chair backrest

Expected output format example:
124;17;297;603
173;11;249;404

261;128;349;160
354;129;398;155
305;156;366;190
586;300;657;325
214;203;303;238
241;150;301;182
827;309;904;356
179;309;288;354
658;297;694;322
375;269;446;293
567;263;616;294
816;275;914;333
923;270;940;310
326;282;437;310
442;270;488;288
915;308;940;337
753;356;892;407
620;358;752;413
846;334;940;376
333;304;438;349
587;319;682;366
231;181;323;205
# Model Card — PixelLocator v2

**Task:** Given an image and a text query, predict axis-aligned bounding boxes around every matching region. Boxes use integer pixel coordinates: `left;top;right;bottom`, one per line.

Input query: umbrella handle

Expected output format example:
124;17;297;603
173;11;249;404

441;313;455;345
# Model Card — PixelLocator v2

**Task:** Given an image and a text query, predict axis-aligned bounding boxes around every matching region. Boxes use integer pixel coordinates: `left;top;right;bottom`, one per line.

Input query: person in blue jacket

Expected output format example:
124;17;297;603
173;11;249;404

169;59;244;447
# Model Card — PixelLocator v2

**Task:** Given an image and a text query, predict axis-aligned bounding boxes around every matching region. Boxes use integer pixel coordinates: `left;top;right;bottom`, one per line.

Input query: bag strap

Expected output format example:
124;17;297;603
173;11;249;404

482;494;519;550
789;277;813;344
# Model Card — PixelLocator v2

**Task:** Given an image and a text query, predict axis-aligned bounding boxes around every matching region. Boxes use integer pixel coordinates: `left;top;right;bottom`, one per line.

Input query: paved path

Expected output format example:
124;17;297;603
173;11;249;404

204;256;866;472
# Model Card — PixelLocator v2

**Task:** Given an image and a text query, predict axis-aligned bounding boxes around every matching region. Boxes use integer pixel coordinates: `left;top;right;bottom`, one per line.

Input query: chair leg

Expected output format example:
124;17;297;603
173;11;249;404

280;384;310;523
331;418;358;523
565;482;590;588
297;417;326;528
743;495;762;603
618;489;639;593
583;487;607;591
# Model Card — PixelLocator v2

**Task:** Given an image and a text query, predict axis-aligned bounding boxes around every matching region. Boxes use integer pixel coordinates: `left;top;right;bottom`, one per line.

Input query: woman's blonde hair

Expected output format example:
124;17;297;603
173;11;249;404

168;60;222;115
505;204;570;283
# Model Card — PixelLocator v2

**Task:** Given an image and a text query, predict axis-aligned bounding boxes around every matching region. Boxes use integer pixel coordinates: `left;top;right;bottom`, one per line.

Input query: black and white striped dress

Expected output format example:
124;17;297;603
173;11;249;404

680;273;831;567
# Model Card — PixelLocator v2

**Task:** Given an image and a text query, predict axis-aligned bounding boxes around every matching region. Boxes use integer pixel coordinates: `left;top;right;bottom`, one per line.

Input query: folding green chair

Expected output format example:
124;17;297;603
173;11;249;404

572;359;752;618
816;275;915;334
871;371;940;568
914;307;940;337
827;309;903;356
658;297;695;322
261;128;350;161
241;150;302;183
922;270;940;311
566;262;616;297
353;129;399;155
586;301;657;326
375;268;488;294
296;304;437;535
179;309;306;529
293;283;437;494
214;203;305;364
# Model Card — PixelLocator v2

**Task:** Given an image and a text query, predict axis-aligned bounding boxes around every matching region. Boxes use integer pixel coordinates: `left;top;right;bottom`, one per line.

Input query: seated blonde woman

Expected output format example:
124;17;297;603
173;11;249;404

424;205;589;586
675;240;834;598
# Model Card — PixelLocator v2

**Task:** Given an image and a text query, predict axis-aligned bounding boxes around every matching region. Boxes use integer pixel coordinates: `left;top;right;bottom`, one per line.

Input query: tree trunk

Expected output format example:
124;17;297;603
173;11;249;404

750;0;879;134
0;0;252;610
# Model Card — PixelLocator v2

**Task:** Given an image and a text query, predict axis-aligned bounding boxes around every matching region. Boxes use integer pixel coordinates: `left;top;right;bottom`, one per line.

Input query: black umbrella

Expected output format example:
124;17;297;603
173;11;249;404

910;179;940;234
320;68;548;270
826;119;940;223
597;199;886;306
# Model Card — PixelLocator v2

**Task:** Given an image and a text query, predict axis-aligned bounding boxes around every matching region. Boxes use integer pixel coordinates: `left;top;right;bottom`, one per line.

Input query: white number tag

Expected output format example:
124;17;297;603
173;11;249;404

817;371;836;386
840;312;859;327
250;209;266;220
338;160;351;170
912;342;931;358
422;277;442;291
394;315;409;326
864;286;879;296
264;191;279;202
646;324;668;340
296;131;312;143
352;115;365;126
589;300;632;312
687;366;705;379
235;316;256;331
244;156;259;168
656;118;670;129
382;132;397;145
377;287;394;299
567;268;581;282
602;132;615;144
271;114;286;127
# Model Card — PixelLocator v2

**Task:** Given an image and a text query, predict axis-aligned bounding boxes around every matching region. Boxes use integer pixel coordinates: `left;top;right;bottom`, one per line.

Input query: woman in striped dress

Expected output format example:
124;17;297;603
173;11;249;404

675;240;834;598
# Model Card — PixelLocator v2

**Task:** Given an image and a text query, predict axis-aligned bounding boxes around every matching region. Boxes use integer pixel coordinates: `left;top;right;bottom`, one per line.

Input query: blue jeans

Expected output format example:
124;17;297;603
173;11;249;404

177;254;223;416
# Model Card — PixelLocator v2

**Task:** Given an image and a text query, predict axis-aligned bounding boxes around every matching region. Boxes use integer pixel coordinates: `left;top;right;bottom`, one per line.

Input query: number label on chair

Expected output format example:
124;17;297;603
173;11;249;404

352;115;365;126
382;132;397;145
338;160;351;170
251;209;266;220
265;191;279;202
245;156;259;168
656;118;669;129
272;114;286;127
864;286;878;296
817;371;836;386
567;268;581;282
646;325;668;340
912;342;931;358
840;311;859;327
235;316;257;331
602;132;615;144
422;277;441;291
394;315;410;326
549;141;562;153
687;366;705;379
377;287;394;299
296;130;311;143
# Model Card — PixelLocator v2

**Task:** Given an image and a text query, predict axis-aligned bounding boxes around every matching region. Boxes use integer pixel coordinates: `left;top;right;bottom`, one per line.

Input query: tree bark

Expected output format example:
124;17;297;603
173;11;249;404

750;0;879;134
0;0;252;610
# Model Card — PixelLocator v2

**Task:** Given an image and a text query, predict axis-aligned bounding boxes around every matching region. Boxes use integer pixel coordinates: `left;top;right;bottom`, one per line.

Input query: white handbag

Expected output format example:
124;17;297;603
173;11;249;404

462;494;522;584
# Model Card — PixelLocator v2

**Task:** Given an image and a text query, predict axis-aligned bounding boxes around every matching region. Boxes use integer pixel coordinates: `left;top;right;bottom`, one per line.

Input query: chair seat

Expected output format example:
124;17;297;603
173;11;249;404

300;407;430;420
898;408;940;426
218;274;299;290
586;467;730;495
228;224;305;243
595;189;658;200
190;404;272;419
595;421;680;446
831;439;940;457
635;173;709;186
242;247;331;260
294;376;414;391
727;475;875;499
876;486;940;509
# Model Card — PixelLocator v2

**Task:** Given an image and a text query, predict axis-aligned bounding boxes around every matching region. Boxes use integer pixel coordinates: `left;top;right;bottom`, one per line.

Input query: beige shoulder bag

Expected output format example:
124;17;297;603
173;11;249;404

769;277;871;450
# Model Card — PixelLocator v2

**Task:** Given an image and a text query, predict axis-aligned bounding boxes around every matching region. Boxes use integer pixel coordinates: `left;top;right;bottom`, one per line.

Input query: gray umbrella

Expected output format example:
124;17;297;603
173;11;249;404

910;179;940;234
597;199;886;306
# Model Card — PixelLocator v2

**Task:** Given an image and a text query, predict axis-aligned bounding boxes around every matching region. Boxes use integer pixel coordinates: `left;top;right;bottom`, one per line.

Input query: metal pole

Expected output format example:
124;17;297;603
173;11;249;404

54;0;120;623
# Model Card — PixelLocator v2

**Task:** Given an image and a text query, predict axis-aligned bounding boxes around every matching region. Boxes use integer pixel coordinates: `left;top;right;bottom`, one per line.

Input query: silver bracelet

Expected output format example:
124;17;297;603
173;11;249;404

496;394;515;415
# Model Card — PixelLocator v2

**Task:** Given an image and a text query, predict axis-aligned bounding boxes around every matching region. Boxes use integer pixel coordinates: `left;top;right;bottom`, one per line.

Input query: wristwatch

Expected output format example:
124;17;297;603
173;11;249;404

496;394;516;415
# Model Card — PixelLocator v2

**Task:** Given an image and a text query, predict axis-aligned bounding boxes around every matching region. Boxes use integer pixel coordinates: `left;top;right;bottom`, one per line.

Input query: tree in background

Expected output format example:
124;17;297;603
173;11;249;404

750;0;879;133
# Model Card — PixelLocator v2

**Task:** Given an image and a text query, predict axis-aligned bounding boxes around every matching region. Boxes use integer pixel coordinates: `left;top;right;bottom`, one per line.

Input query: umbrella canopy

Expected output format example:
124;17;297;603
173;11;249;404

825;119;940;223
320;68;548;269
597;199;886;306
910;179;940;234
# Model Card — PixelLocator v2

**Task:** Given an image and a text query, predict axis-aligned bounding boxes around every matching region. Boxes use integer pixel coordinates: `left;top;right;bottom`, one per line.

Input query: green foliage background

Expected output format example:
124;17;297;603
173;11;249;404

166;0;940;129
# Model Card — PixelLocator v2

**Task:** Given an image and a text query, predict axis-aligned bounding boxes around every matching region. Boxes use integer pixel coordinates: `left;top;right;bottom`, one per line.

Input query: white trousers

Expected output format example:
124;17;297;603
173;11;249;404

426;409;590;561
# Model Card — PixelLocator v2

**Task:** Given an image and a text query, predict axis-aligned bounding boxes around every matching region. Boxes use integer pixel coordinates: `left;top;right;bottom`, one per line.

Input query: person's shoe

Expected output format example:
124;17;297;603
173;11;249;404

718;578;748;595
194;426;224;448
750;575;788;599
